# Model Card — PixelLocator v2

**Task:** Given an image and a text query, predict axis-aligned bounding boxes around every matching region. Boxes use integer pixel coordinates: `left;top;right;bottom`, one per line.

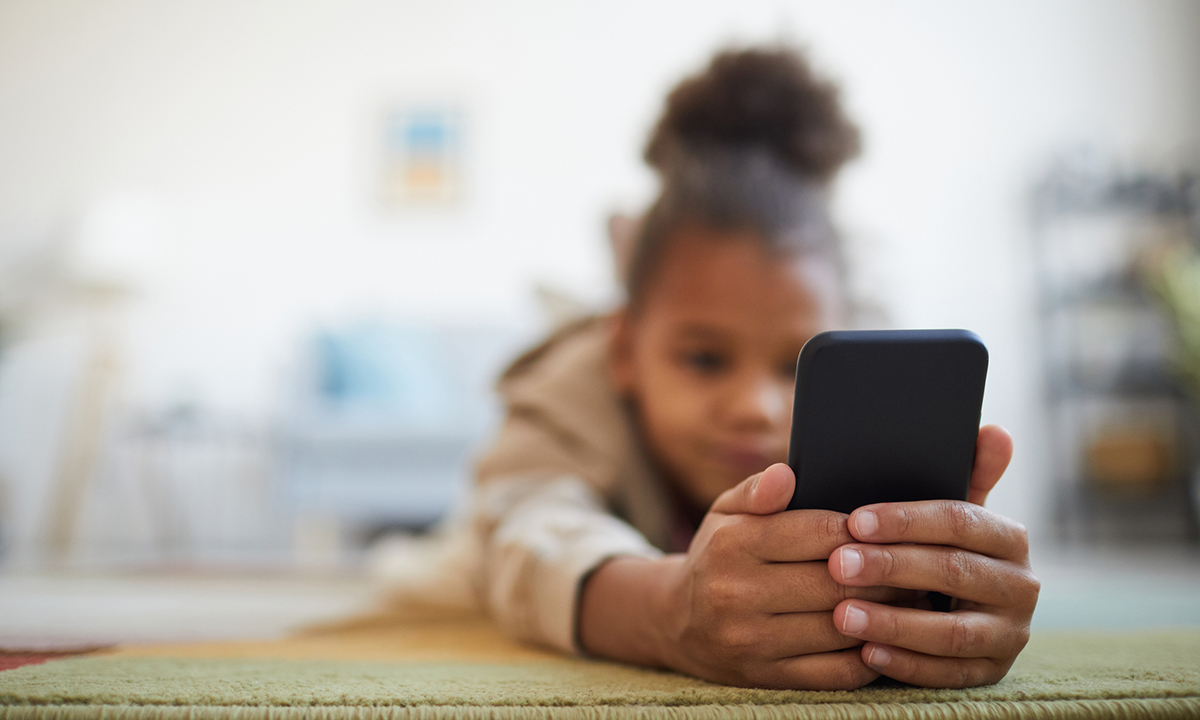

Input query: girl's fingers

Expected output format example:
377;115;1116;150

728;509;854;563
848;500;1029;561
968;425;1013;506
833;600;1030;660
860;642;1012;689
756;648;880;690
709;463;795;516
744;508;859;566
756;611;865;659
755;562;923;614
829;543;1040;610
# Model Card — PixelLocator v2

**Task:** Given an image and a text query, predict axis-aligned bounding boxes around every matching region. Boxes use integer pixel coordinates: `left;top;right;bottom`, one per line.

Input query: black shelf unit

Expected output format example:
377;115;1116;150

1032;157;1200;545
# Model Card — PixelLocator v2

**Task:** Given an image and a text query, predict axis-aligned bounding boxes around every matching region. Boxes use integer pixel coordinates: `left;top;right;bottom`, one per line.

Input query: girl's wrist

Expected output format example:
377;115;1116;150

646;553;688;669
578;554;684;668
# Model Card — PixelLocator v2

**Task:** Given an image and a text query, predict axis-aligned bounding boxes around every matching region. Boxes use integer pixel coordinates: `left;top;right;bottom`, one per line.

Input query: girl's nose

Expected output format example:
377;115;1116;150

725;373;789;430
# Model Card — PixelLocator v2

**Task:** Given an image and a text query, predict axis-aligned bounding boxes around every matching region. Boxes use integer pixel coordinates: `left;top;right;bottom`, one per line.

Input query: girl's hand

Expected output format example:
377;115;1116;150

828;425;1040;687
580;463;914;690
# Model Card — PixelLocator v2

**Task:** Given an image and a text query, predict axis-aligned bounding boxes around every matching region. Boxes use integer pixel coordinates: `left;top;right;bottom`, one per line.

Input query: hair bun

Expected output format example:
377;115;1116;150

646;47;861;183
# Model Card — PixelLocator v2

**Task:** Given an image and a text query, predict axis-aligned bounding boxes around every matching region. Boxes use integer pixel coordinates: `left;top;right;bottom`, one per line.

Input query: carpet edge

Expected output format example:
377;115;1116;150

1;698;1199;720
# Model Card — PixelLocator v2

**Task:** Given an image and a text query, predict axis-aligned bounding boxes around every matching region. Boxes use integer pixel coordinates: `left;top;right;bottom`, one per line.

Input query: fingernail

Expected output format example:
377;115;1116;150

840;547;863;579
866;645;892;669
841;605;867;634
855;510;878;538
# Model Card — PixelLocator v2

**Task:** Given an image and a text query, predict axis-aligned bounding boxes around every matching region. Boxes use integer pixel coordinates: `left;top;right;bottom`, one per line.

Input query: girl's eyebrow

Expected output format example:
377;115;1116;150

671;323;735;341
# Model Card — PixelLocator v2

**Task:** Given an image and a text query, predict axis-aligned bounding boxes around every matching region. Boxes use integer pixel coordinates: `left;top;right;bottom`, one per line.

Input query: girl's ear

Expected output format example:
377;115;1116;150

607;309;637;396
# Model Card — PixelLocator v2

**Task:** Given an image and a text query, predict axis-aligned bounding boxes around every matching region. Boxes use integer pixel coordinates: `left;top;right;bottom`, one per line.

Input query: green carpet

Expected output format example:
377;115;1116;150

2;631;1198;719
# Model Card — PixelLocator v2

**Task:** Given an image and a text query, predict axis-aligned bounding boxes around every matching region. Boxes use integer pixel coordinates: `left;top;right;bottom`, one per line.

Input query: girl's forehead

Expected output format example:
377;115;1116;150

639;231;843;328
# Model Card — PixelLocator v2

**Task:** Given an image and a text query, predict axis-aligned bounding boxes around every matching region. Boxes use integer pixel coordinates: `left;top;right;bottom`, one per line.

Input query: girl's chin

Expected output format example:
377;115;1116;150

675;459;782;509
696;467;761;502
677;472;739;510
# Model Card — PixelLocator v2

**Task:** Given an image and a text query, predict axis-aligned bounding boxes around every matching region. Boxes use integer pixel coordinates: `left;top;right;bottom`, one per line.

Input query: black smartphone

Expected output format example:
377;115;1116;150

786;329;988;515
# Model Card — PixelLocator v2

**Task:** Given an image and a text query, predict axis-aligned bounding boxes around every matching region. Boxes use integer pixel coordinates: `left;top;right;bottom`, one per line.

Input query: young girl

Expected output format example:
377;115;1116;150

468;47;1038;690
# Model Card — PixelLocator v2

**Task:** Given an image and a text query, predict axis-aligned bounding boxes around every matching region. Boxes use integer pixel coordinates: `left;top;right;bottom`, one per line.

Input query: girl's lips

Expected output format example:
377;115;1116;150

714;447;777;475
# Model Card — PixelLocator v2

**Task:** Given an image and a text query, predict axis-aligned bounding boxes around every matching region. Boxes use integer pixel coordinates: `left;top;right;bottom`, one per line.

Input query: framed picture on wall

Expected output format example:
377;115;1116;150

379;104;465;208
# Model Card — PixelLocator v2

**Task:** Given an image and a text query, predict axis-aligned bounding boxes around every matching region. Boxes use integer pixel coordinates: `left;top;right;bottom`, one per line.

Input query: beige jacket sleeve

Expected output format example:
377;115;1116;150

471;317;673;654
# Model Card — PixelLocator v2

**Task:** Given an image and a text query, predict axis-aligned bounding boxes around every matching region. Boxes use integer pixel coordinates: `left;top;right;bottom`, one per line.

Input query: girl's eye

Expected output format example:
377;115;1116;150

684;350;728;374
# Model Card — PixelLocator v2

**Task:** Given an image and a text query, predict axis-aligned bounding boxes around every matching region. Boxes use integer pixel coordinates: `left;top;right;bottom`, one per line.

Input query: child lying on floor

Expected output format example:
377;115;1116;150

466;46;1038;690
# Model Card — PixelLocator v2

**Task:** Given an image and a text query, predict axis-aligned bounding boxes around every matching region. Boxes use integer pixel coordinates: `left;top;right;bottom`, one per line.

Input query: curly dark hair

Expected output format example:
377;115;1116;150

626;47;861;310
646;47;860;182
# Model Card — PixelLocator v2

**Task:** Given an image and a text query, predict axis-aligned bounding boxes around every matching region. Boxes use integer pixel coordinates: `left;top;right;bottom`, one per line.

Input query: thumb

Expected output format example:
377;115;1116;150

968;424;1014;506
709;463;795;516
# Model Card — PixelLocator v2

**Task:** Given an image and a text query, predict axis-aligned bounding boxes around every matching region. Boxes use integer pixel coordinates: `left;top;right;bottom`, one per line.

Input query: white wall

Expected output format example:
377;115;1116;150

1;0;1198;549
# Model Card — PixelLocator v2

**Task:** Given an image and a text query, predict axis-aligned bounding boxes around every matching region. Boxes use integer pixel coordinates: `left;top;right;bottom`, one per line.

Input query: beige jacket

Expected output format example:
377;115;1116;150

470;315;676;653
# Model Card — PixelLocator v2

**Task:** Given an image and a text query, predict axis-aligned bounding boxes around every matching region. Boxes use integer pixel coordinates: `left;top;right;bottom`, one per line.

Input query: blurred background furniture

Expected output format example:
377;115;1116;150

275;321;525;559
1033;150;1200;545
